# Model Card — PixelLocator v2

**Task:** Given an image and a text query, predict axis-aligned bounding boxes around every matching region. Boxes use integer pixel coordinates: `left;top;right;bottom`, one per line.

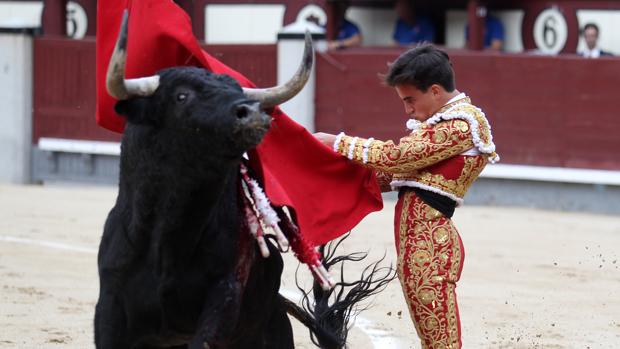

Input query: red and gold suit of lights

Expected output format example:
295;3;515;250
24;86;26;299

333;96;497;349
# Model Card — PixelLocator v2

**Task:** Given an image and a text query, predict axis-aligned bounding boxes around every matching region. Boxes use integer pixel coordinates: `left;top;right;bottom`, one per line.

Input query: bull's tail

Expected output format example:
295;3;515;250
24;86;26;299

282;234;396;349
279;294;342;347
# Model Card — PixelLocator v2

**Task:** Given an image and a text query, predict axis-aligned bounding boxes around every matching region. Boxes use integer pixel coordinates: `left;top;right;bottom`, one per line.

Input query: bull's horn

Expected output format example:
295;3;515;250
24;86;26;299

243;31;314;109
106;10;160;100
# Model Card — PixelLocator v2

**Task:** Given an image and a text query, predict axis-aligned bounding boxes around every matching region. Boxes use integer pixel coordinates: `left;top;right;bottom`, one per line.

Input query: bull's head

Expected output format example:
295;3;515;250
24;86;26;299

106;11;313;154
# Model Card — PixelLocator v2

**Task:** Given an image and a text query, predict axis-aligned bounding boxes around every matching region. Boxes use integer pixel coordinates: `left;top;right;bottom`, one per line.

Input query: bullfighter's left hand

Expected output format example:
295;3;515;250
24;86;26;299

314;132;337;148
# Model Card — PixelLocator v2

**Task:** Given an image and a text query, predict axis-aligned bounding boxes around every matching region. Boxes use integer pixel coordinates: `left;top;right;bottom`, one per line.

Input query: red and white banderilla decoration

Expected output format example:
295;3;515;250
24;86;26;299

240;163;335;290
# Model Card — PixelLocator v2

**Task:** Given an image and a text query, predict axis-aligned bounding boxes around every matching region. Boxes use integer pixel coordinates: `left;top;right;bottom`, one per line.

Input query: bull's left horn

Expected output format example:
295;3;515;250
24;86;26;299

106;10;160;100
243;31;314;109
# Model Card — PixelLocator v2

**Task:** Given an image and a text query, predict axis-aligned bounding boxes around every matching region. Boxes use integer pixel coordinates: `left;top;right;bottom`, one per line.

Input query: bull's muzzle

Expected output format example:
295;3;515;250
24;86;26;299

234;102;271;147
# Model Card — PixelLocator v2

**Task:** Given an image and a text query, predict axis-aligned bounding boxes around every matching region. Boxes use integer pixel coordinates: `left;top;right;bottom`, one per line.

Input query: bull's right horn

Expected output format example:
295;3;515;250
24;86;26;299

242;31;314;109
106;10;160;100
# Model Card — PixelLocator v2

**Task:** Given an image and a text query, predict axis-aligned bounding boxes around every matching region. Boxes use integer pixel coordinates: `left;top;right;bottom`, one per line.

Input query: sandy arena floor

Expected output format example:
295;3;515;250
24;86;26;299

0;183;619;349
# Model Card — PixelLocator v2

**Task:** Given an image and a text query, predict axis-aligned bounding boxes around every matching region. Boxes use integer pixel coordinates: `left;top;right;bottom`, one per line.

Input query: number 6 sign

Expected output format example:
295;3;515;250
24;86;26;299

66;1;88;39
533;7;568;54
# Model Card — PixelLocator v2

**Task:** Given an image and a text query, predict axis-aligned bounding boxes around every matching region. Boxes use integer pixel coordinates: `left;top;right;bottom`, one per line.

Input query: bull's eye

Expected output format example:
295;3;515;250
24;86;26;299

236;105;249;119
177;93;188;102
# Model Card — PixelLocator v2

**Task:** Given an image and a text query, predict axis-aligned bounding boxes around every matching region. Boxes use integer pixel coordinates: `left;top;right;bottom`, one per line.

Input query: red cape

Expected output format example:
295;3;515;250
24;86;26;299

96;0;383;246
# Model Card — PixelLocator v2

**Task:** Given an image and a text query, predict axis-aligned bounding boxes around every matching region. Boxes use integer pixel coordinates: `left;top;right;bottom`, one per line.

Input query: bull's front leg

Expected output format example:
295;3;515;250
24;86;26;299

94;289;128;348
188;277;244;349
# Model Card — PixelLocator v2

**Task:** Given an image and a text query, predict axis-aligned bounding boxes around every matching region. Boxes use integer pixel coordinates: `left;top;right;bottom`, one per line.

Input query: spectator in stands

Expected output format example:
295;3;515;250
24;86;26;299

466;14;505;51
392;0;435;46
327;0;363;50
579;23;613;58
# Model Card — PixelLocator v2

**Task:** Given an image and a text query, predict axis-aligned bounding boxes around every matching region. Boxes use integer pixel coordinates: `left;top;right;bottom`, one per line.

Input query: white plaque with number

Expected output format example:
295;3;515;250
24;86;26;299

533;7;568;54
67;1;88;39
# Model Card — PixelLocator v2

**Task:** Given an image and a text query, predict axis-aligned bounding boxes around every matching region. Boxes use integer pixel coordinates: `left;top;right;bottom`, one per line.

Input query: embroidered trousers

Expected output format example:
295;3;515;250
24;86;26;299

394;191;465;349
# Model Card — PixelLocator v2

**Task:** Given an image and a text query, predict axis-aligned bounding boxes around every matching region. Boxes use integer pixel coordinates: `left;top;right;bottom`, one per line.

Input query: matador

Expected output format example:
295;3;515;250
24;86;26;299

315;45;498;349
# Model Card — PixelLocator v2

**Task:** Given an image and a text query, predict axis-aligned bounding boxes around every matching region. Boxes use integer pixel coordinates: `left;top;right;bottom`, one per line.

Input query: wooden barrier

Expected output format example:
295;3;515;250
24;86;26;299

31;38;619;170
32;37;277;142
315;48;620;170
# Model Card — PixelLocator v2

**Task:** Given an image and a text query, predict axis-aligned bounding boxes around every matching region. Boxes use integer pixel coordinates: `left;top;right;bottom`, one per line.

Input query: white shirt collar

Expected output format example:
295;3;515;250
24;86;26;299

446;92;467;105
582;47;601;58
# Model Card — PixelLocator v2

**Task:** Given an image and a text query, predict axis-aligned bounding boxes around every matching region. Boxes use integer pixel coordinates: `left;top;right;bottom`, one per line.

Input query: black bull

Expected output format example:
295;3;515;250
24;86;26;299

94;65;292;348
95;11;393;349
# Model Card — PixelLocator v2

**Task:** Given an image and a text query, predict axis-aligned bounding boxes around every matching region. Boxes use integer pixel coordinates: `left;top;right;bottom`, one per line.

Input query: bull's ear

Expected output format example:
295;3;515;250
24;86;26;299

114;99;155;125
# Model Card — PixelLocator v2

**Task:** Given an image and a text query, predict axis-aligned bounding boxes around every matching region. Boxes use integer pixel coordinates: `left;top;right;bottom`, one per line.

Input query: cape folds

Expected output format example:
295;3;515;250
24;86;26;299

96;0;383;246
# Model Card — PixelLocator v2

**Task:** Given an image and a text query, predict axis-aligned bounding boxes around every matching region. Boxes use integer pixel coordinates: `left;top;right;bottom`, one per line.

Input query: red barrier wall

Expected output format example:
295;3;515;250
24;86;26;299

32;38;277;142
315;48;620;170
32;38;619;170
202;44;277;87
32;38;116;142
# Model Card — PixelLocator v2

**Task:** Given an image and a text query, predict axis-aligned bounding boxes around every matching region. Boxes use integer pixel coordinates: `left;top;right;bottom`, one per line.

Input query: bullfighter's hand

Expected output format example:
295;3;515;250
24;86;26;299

314;132;337;148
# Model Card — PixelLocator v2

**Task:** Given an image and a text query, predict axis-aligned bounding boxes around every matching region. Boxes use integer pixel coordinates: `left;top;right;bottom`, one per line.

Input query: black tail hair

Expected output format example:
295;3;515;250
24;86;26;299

291;233;397;349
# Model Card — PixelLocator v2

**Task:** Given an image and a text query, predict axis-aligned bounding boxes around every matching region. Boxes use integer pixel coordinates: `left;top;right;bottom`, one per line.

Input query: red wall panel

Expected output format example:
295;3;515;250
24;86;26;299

315;48;620;170
32;38;277;142
32;38;619;170
203;44;277;87
32;37;119;142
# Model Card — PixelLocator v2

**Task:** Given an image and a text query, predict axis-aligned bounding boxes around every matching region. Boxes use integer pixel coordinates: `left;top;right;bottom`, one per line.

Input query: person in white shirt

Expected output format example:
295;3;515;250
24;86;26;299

579;23;613;58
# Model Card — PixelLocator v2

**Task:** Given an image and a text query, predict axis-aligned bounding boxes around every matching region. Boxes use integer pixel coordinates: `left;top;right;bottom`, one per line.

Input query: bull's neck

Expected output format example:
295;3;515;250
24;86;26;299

117;126;243;220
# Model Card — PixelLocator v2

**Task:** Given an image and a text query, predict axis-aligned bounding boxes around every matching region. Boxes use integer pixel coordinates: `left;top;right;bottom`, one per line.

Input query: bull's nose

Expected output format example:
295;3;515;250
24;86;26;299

235;103;261;119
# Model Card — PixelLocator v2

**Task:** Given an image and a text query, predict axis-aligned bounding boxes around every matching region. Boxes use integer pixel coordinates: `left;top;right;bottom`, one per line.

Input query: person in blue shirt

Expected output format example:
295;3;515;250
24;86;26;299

466;15;505;51
392;0;435;46
328;0;362;50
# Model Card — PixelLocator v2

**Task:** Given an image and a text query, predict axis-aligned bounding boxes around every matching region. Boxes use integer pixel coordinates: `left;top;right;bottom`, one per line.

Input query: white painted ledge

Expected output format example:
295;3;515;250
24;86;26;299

38;137;120;156
480;164;620;186
37;138;620;186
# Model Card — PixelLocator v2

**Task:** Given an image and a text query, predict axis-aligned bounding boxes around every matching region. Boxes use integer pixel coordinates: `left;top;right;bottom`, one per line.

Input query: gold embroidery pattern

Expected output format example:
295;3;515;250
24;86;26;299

396;192;463;349
355;138;364;160
337;120;474;174
394;156;486;198
333;98;493;201
443;101;494;151
375;170;393;193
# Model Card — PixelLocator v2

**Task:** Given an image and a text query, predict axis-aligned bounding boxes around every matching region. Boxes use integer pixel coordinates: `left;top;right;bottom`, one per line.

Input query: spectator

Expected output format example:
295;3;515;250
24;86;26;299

579;23;613;58
466;14;505;51
327;0;362;50
392;0;435;46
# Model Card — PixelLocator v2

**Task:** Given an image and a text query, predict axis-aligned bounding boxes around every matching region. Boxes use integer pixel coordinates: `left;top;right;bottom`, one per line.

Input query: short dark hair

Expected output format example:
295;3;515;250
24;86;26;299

583;23;599;35
384;44;455;92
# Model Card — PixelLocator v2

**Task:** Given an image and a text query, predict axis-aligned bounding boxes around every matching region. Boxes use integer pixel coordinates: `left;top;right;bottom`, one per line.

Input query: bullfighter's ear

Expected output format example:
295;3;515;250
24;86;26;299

114;99;154;125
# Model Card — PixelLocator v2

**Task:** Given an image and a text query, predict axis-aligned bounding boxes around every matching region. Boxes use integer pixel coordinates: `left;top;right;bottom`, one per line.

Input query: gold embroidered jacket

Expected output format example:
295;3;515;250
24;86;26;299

333;96;498;204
